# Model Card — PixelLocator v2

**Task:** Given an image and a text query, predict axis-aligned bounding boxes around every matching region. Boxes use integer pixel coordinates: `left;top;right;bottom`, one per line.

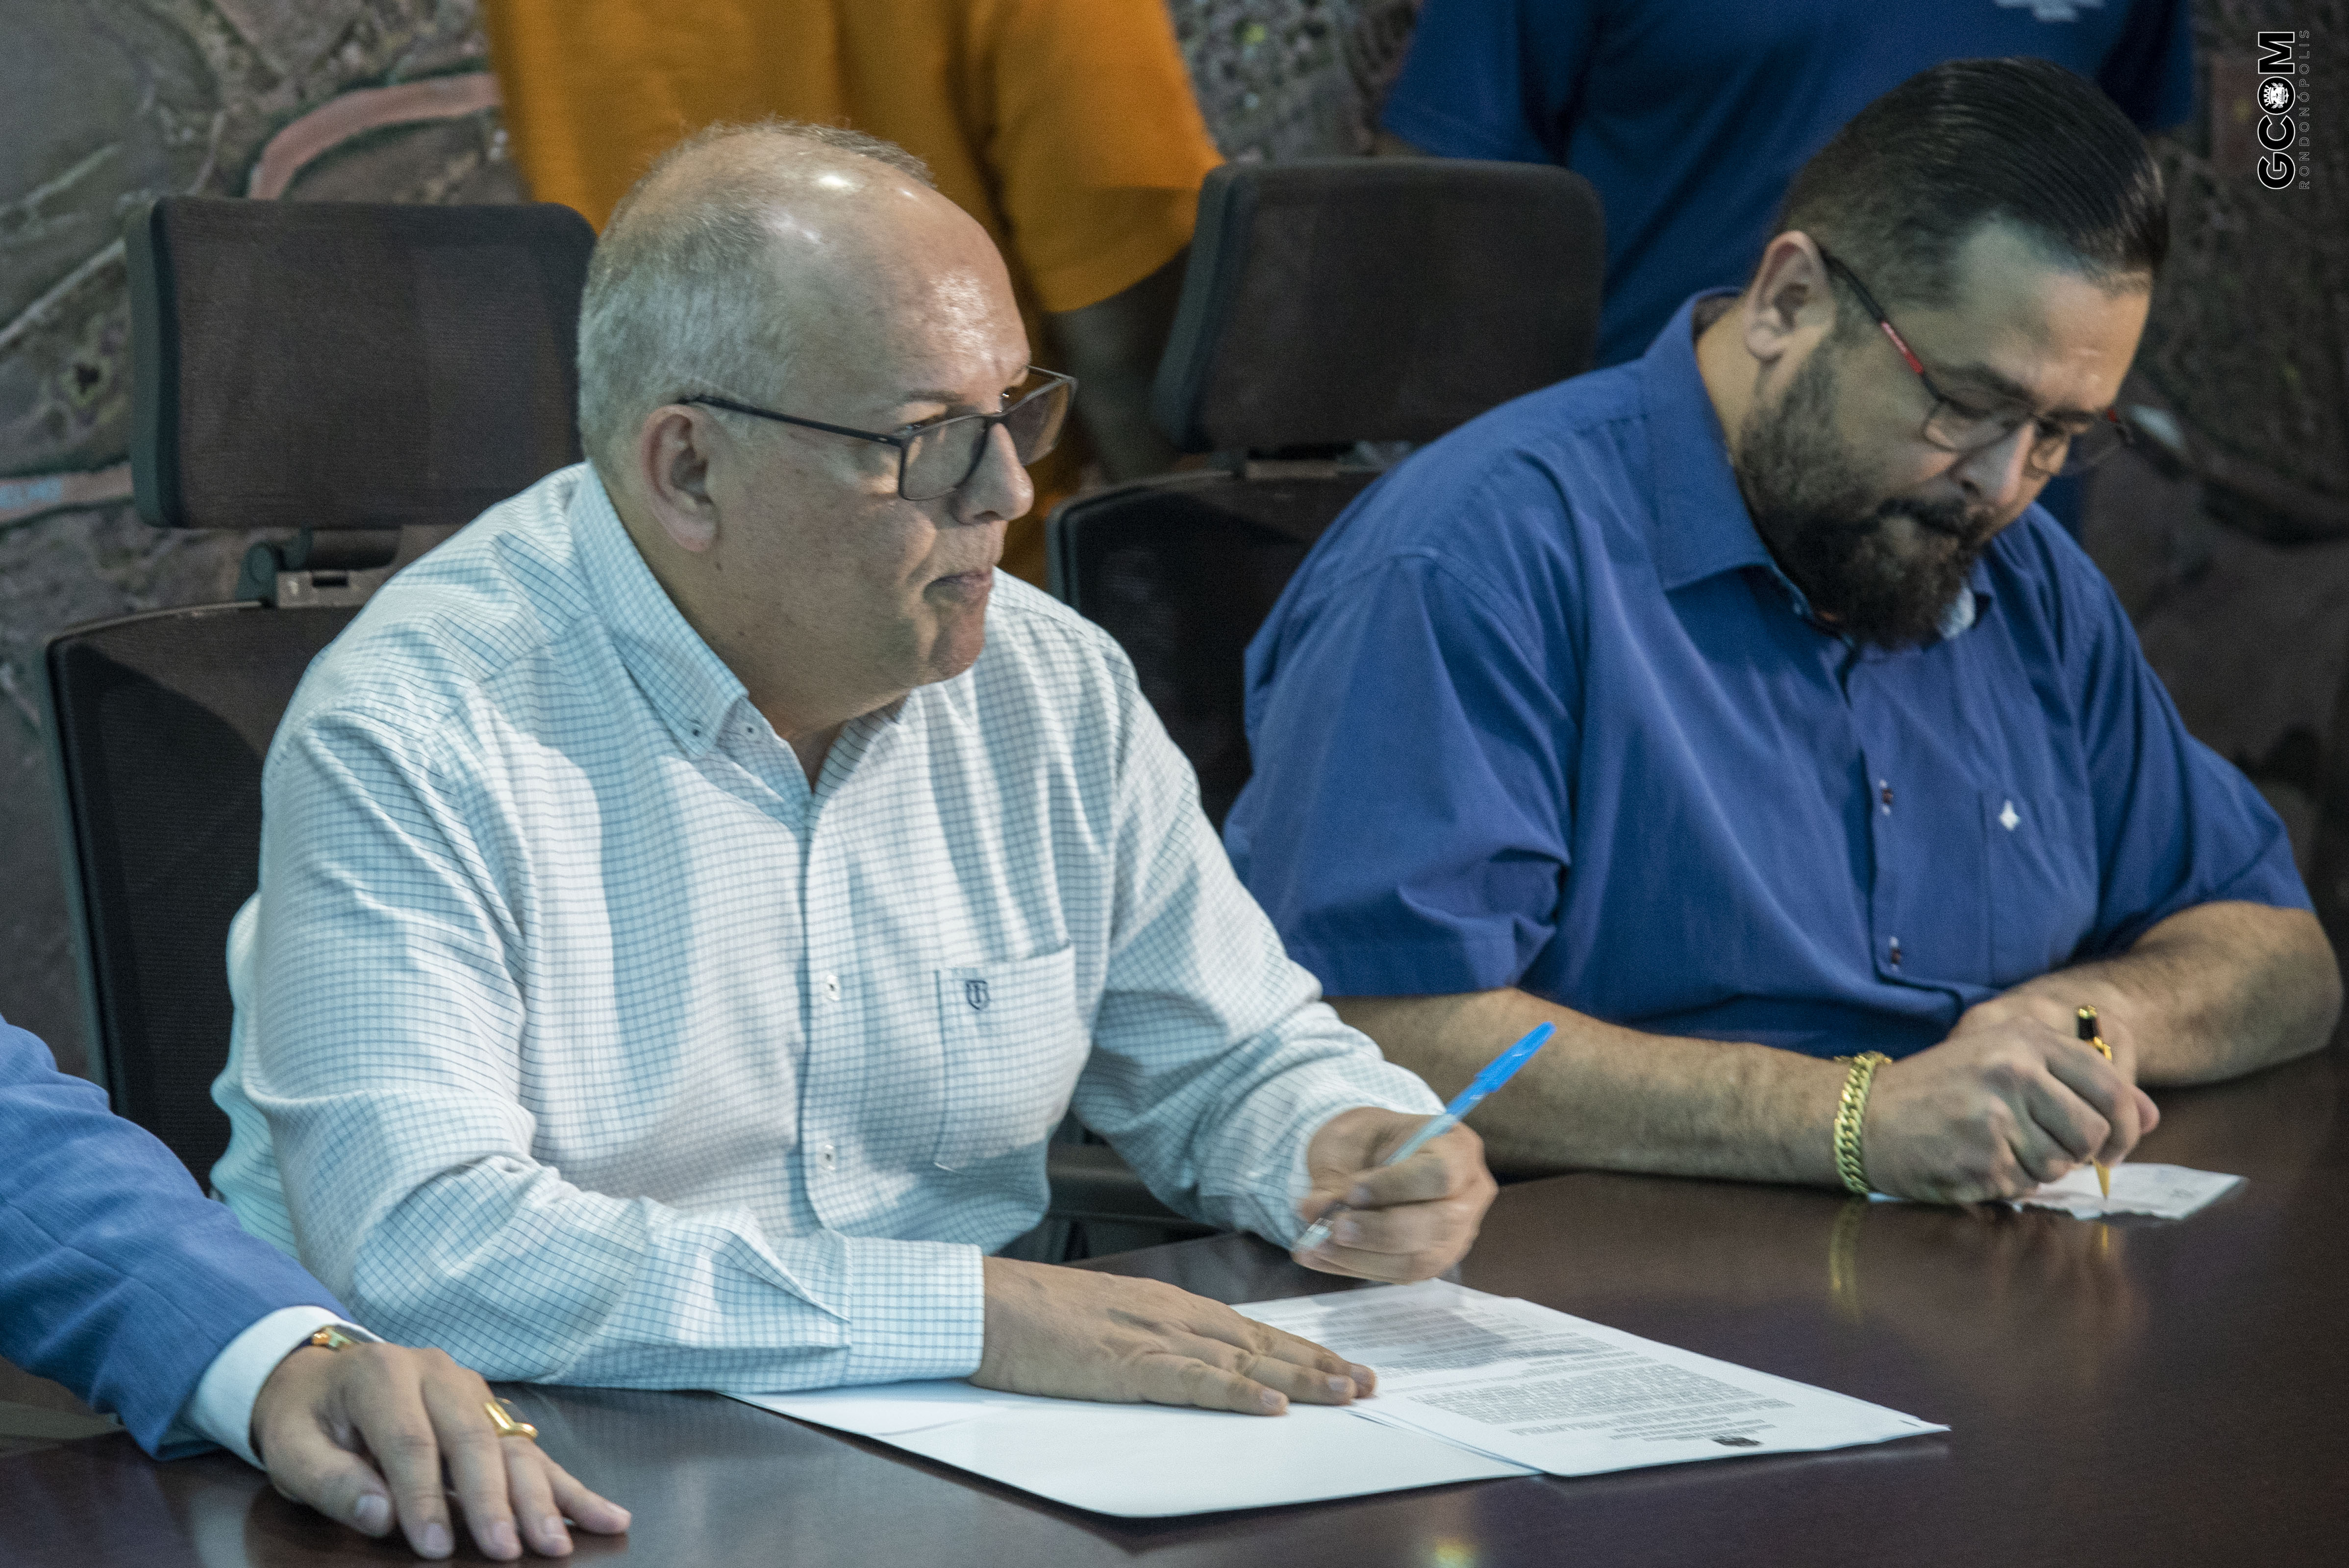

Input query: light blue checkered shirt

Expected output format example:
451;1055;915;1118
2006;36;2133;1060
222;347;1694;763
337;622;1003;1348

212;464;1437;1392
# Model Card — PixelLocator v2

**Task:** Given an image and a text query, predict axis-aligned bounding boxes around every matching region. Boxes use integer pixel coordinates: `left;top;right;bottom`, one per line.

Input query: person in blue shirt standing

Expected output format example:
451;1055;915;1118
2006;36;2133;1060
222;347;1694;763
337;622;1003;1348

1376;0;2194;536
1227;60;2340;1206
0;1015;627;1559
1378;0;2193;373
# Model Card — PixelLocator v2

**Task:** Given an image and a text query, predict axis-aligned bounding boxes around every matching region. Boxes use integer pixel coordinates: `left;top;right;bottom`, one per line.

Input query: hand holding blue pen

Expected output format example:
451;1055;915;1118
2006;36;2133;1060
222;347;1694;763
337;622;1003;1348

1295;1021;1555;1256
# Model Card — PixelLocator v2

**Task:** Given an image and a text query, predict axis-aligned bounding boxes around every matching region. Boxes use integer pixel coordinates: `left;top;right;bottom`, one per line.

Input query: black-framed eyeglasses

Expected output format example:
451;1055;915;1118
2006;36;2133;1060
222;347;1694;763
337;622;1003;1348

1816;251;2128;479
679;367;1076;502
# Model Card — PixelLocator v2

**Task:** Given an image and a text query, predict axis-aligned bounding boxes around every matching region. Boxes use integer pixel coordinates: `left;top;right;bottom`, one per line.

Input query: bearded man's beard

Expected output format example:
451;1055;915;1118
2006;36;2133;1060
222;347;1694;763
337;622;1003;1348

1733;345;2003;649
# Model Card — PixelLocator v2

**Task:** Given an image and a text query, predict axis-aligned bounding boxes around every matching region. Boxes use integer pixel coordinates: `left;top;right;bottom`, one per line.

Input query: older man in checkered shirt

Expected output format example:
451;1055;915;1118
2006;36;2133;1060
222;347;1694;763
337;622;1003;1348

211;122;1495;1415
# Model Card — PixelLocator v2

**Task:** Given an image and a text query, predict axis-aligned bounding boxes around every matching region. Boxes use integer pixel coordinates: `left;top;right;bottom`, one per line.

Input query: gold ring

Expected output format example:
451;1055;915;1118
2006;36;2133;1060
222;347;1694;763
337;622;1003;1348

483;1400;538;1441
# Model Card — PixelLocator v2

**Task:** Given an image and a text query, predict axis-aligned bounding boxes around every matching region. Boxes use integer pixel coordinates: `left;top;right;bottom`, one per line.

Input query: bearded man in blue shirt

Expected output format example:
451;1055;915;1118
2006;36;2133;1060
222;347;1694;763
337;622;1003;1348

1229;59;2340;1205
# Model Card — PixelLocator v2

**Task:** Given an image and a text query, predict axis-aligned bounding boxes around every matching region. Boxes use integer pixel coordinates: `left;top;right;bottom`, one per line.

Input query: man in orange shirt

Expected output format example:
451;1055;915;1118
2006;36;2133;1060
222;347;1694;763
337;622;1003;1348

484;0;1224;583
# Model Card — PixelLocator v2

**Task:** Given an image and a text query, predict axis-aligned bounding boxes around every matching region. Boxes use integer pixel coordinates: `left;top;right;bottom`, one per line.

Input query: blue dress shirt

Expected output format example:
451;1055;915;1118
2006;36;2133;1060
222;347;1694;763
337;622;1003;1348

1225;293;2308;1061
1381;0;2193;369
0;1017;344;1455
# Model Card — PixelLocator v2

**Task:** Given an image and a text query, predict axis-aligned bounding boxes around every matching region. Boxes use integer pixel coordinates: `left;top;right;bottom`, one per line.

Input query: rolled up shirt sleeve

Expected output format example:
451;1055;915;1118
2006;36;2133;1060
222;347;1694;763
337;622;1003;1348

982;0;1224;314
237;711;986;1391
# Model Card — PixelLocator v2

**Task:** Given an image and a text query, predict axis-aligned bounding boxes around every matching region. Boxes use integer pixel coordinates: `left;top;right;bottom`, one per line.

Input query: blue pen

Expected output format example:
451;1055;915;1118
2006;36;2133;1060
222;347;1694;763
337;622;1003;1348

1296;1020;1556;1254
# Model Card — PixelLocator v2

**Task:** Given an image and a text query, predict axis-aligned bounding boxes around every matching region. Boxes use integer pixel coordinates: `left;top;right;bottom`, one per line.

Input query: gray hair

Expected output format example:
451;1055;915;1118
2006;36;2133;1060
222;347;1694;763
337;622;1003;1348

575;120;936;477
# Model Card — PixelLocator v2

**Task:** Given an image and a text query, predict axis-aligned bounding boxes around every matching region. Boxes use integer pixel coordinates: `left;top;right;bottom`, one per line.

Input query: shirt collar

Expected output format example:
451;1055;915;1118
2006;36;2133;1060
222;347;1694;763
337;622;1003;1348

1639;290;1993;644
1939;578;1981;640
1642;291;1778;595
570;467;747;757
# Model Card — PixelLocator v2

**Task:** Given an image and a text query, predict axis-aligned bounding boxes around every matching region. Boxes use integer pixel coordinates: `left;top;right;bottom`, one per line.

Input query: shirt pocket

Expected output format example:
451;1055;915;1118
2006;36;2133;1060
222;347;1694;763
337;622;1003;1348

932;946;1087;1172
1982;790;2100;989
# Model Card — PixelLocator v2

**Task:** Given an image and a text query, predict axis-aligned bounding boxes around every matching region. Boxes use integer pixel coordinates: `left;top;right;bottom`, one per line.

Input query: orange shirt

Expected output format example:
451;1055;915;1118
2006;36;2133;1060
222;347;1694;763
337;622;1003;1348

483;0;1223;583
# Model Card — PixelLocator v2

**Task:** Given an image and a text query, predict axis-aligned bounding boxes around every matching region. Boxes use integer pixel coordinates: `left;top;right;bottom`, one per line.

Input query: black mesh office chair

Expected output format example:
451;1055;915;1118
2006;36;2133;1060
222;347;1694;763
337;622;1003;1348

43;196;594;1178
1050;158;1605;826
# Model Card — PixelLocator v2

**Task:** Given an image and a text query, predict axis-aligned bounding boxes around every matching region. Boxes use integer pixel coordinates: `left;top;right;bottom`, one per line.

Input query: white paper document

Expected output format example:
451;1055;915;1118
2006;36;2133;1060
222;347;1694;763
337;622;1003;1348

1870;1162;2246;1220
734;1378;1534;1518
737;1281;1939;1515
2013;1162;2244;1219
1238;1281;1944;1477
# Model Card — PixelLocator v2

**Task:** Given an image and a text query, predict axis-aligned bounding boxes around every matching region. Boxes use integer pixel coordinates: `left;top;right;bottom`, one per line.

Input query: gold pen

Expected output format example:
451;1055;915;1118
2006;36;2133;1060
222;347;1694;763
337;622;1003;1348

2077;1005;2112;1198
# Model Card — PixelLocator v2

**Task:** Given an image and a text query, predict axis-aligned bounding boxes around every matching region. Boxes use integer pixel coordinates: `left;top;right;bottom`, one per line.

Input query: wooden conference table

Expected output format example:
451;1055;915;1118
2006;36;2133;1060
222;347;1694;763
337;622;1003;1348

6;1045;2345;1568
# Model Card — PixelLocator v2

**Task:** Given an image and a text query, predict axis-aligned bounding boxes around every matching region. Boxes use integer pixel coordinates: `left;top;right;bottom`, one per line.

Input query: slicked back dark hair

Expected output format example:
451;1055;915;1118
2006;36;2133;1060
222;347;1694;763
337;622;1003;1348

1775;57;2168;326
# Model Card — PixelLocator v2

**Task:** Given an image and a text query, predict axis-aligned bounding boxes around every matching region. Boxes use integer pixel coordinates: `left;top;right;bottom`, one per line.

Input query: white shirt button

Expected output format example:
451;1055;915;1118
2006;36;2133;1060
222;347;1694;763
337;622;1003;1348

821;972;840;1002
816;1141;838;1170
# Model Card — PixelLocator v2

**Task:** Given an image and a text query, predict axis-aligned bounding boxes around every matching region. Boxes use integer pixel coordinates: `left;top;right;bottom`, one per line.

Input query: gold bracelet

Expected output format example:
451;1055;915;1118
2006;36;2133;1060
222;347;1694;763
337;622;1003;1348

307;1326;357;1352
1831;1052;1892;1195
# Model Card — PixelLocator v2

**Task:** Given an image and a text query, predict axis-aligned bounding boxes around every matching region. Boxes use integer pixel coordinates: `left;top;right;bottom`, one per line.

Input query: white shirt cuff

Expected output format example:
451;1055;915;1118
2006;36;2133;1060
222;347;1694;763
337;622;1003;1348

833;1236;988;1386
174;1306;376;1468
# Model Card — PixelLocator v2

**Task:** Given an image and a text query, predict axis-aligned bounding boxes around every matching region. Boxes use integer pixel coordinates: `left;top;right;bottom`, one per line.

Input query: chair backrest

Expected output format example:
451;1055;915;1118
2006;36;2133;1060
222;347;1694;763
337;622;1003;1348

129;196;594;532
1052;159;1604;826
44;605;359;1178
45;196;594;1175
1152;158;1605;453
1051;470;1379;827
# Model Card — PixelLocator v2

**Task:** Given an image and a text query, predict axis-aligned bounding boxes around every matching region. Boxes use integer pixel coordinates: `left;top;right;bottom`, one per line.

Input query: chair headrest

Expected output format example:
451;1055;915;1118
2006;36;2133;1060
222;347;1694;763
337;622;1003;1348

1151;159;1605;454
128;197;595;531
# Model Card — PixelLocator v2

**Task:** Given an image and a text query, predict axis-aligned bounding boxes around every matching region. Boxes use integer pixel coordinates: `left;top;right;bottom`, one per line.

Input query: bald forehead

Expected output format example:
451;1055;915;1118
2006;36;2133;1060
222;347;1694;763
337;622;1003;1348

625;134;1018;374
631;133;910;213
621;135;965;278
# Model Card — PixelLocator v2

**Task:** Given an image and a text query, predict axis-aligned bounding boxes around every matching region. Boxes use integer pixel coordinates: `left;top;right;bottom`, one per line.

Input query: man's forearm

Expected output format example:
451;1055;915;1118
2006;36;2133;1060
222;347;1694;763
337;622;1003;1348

2007;901;2340;1085
1045;252;1186;481
1331;990;1849;1183
299;1154;987;1390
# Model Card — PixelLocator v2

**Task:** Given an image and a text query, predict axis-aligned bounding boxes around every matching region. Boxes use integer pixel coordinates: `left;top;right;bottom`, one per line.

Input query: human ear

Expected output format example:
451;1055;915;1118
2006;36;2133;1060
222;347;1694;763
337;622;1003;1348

634;406;722;554
1741;233;1835;368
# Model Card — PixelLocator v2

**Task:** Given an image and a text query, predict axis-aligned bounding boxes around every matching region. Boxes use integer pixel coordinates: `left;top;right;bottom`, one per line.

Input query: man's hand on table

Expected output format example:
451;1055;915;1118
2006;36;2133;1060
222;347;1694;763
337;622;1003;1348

1292;1107;1497;1280
974;1258;1377;1414
250;1341;631;1560
1862;992;2159;1204
971;1109;1493;1415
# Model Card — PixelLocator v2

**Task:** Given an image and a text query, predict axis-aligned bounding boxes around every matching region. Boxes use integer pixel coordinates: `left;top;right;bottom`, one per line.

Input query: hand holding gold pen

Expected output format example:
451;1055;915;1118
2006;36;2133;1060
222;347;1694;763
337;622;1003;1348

2077;1005;2113;1197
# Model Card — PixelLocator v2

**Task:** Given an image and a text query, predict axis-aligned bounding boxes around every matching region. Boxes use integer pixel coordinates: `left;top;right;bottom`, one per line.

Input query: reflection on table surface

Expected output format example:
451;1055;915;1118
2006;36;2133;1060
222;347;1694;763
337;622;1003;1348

6;1046;2343;1568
